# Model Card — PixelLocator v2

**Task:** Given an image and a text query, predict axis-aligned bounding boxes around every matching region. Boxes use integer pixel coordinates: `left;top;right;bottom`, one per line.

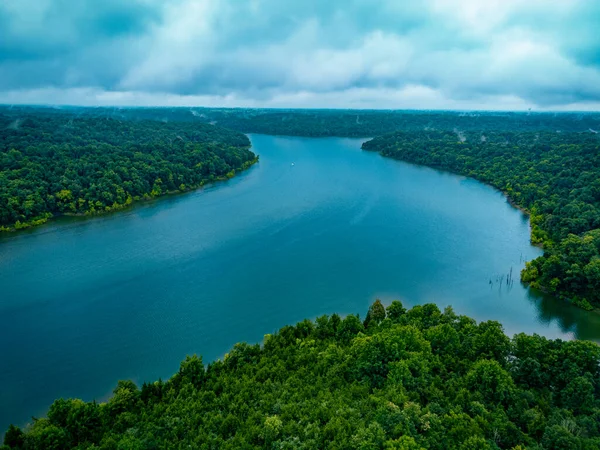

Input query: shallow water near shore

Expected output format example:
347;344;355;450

1;134;599;433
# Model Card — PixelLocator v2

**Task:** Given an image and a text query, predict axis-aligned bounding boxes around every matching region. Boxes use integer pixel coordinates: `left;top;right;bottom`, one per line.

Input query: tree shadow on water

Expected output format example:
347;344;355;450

526;287;600;343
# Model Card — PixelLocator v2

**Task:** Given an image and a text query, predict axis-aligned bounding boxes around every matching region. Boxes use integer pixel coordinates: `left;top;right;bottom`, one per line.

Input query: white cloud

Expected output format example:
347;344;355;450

119;0;218;90
430;0;578;36
287;31;413;90
3;85;600;112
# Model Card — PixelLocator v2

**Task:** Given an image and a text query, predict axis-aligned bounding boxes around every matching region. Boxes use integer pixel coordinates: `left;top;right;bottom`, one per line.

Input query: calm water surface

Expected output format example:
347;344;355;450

1;135;599;432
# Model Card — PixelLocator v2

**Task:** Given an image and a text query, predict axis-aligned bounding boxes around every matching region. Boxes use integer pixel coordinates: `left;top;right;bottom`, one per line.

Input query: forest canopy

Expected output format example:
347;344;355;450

3;301;599;449
0;112;257;230
2;106;600;138
363;130;600;311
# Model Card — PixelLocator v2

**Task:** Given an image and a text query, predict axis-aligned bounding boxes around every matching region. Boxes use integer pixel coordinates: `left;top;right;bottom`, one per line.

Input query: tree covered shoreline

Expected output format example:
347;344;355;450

3;108;600;314
0;112;258;232
362;131;600;312
3;301;599;449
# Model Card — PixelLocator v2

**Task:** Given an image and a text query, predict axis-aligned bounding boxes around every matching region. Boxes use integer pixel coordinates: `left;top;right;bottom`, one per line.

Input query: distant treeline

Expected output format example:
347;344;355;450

3;301;599;449
363;130;600;310
193;109;600;137
0;112;257;230
2;106;600;137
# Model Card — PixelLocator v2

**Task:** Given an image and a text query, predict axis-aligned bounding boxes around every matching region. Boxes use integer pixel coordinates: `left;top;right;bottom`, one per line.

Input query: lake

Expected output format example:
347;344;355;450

1;134;599;433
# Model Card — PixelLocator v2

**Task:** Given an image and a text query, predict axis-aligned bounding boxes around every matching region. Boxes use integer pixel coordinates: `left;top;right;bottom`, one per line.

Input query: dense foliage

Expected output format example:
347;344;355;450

193;109;600;137
0;113;257;230
3;106;600;138
4;301;599;449
363;131;600;310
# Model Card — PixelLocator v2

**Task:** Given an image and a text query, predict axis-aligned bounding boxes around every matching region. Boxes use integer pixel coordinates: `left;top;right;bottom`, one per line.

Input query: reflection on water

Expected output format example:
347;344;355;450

525;287;600;341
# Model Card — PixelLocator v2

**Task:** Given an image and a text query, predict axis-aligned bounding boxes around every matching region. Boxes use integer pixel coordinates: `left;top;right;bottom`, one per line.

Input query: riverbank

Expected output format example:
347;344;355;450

0;156;259;234
361;131;600;313
365;147;581;310
7;300;600;449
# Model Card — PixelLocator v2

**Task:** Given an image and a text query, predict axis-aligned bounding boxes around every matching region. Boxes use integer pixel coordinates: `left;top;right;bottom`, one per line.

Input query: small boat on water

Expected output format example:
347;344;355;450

291;162;295;166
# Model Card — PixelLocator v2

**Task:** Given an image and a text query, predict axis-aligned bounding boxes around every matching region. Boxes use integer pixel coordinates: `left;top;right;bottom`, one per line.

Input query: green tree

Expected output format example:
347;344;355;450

541;425;581;450
364;299;387;327
384;436;425;450
3;425;24;449
465;360;514;405
386;300;406;322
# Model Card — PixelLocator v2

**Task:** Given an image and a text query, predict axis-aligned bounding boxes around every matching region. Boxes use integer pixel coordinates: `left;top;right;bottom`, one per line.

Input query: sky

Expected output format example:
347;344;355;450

1;0;599;110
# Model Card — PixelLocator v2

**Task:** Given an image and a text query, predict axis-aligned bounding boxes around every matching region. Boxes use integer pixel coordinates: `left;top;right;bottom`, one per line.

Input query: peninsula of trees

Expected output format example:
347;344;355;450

362;131;600;311
0;112;257;231
3;301;599;449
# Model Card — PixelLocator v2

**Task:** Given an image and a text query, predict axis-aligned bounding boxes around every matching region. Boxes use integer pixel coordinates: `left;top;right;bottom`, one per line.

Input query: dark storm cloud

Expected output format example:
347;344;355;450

0;0;599;109
0;0;158;59
0;0;159;90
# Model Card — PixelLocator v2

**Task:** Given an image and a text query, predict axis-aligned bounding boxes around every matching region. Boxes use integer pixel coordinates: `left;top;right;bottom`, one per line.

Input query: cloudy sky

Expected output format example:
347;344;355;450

1;0;599;110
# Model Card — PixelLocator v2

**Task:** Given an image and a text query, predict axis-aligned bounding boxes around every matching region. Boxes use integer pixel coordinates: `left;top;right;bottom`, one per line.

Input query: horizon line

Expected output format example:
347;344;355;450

1;104;599;114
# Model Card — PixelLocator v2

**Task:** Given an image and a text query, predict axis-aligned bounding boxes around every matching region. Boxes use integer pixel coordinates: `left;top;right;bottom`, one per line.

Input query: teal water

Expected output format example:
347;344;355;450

1;135;599;433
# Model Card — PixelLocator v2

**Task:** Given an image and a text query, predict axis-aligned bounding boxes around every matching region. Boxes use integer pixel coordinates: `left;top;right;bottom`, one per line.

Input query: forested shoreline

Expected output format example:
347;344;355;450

3;301;599;449
3;107;600;313
0;112;258;231
3;106;600;137
362;131;600;311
